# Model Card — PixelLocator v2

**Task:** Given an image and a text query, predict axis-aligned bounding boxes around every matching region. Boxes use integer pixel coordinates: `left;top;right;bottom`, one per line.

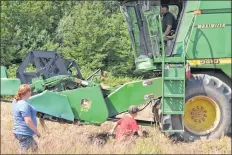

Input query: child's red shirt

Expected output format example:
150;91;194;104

116;116;139;141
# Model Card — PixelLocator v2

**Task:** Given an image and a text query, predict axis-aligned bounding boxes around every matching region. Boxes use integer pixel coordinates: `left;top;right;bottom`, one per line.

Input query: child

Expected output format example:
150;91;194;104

109;105;143;142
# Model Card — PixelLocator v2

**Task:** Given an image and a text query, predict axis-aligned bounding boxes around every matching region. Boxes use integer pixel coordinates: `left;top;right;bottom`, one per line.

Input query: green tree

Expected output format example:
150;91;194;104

1;1;135;77
57;1;134;76
1;1;68;66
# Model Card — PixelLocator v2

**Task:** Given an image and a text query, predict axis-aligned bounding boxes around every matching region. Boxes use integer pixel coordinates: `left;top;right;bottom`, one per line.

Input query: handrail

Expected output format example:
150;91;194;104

182;15;197;57
157;14;165;59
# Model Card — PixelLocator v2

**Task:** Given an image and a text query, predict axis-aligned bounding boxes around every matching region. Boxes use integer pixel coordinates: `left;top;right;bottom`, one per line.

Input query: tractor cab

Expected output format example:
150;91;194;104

119;0;184;72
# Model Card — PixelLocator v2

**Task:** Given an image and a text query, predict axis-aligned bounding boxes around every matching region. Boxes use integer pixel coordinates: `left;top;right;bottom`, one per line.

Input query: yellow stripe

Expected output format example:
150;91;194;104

188;58;231;65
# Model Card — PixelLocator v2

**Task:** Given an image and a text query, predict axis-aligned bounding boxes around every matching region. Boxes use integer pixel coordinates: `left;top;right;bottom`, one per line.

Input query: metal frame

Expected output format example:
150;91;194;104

16;51;83;84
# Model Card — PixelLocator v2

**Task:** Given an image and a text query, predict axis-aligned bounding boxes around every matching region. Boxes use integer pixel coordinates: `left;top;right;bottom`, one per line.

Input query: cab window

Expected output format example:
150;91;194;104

168;5;179;19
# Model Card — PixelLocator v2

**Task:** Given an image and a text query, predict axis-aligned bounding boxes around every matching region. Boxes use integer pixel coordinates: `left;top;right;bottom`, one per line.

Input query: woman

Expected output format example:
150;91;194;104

12;84;41;153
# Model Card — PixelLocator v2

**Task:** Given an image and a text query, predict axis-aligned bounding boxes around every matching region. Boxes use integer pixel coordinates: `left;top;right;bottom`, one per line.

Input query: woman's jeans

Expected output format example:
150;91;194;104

14;134;38;153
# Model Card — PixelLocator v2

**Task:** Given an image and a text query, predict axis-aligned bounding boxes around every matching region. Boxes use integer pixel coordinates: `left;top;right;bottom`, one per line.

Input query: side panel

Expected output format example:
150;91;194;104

189;60;231;78
62;85;109;124
28;90;74;121
187;13;231;59
174;1;231;57
1;66;7;78
105;78;162;117
1;66;21;95
198;1;231;10
174;1;231;78
1;79;21;95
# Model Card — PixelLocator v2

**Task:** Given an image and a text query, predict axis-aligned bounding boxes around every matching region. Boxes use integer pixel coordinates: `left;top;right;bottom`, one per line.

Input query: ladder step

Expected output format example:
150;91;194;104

163;111;184;115
164;77;185;80
163;94;185;98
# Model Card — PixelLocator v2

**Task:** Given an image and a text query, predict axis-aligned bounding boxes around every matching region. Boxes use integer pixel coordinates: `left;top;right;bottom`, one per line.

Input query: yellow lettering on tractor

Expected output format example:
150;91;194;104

197;23;225;29
189;58;231;65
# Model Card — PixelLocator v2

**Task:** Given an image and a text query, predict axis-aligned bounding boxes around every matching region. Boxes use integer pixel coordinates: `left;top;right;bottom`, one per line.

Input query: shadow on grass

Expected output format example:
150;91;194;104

87;132;110;146
87;130;151;147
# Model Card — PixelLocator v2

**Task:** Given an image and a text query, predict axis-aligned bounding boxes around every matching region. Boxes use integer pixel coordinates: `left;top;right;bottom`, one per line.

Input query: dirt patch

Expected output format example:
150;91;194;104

142;130;149;138
85;130;150;147
87;132;110;146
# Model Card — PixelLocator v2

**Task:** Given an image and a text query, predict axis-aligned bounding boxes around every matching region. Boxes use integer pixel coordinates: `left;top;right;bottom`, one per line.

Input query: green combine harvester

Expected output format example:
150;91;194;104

1;0;231;141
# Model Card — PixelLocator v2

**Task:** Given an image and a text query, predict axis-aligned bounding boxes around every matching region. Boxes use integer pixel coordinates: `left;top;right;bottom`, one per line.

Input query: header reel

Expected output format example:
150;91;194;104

16;51;83;92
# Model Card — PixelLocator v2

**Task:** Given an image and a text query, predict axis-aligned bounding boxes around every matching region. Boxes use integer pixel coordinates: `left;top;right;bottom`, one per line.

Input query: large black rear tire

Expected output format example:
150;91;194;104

172;74;231;141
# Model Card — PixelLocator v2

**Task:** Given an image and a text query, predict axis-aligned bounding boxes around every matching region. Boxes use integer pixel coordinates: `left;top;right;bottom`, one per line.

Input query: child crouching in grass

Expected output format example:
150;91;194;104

109;105;143;142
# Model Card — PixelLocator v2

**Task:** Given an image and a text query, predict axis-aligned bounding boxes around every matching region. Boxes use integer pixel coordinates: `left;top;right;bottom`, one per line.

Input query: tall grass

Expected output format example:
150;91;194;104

1;102;231;154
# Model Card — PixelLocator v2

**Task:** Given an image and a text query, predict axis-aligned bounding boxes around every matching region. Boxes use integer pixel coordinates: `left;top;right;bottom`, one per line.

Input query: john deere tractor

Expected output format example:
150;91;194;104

1;0;231;141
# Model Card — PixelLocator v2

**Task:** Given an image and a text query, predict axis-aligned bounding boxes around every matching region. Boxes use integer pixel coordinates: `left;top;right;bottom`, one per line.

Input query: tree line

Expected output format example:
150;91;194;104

1;1;136;78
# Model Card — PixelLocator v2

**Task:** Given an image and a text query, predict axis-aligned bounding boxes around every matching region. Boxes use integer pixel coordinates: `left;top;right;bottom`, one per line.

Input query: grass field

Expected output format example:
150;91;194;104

1;102;231;154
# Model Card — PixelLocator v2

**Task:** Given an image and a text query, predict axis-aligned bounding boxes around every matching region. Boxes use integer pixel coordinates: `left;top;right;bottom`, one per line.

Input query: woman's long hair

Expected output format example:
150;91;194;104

14;84;31;101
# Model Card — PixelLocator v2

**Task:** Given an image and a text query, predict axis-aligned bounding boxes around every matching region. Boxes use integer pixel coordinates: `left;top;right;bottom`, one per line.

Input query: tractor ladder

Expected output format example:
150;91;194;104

160;56;186;133
159;13;196;134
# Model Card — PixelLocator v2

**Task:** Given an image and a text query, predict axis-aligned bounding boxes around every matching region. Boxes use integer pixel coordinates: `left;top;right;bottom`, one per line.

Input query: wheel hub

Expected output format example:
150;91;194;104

184;96;220;135
190;106;207;122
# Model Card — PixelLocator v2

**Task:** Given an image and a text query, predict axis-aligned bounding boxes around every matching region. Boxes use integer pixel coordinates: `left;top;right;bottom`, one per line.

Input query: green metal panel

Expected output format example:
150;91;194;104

1;66;8;78
62;85;108;124
172;1;231;79
28;90;74;121
164;66;185;78
127;6;141;58
163;98;184;114
164;80;184;95
198;1;231;10
162;64;185;115
135;58;157;71
1;79;21;95
187;13;231;59
105;78;162;117
191;63;231;78
0;66;21;95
